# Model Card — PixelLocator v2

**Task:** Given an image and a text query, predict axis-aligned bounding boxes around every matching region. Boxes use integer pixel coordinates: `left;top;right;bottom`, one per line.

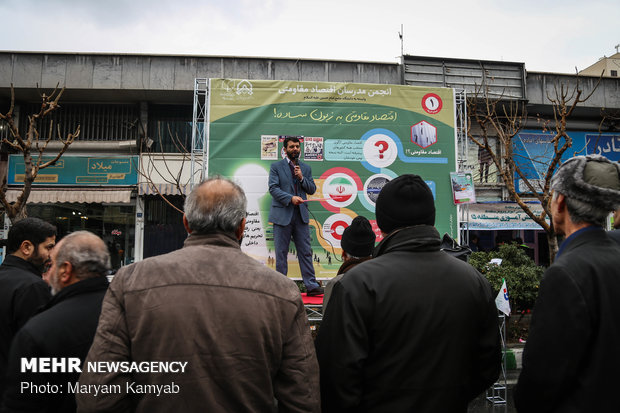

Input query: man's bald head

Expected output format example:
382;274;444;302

54;231;111;280
46;231;110;295
183;177;247;236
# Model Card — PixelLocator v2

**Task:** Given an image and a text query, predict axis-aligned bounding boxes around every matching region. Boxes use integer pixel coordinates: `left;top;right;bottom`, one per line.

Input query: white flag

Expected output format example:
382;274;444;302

495;278;511;316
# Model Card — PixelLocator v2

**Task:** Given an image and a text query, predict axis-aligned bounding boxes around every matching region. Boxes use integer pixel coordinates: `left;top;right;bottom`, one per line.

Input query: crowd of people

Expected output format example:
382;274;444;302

0;154;618;412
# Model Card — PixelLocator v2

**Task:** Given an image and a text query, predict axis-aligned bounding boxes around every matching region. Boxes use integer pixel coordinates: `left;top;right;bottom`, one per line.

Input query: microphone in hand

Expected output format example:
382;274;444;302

293;159;303;182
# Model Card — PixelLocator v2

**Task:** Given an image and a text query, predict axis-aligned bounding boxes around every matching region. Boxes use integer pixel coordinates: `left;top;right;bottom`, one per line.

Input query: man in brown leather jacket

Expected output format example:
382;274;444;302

78;177;320;413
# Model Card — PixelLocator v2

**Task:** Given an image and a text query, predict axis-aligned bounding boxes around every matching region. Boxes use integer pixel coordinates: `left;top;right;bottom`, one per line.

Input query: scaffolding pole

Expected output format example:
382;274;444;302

455;89;468;173
191;78;209;189
486;312;508;405
455;89;470;244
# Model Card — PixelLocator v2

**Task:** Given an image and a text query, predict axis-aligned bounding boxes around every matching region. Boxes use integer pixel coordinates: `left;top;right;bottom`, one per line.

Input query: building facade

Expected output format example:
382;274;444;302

579;50;620;78
1;51;618;267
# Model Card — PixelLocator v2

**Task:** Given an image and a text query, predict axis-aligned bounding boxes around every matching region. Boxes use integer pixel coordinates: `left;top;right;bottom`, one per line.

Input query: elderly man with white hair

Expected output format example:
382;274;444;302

78;177;319;413
1;231;110;413
515;155;620;412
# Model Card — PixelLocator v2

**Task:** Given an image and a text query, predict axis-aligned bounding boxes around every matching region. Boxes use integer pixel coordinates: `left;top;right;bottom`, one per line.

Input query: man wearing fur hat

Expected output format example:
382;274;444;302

515;155;620;412
315;174;501;413
322;215;376;312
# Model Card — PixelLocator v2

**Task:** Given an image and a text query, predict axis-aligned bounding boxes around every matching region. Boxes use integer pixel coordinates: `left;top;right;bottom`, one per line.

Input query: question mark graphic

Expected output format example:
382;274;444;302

375;141;388;159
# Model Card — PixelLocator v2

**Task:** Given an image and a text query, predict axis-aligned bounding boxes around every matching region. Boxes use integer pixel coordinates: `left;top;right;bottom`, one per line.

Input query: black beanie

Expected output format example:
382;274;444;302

375;174;436;233
341;216;376;257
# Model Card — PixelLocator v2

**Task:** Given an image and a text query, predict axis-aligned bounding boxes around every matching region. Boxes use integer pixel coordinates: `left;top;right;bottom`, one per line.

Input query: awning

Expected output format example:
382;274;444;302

138;183;188;196
5;188;133;204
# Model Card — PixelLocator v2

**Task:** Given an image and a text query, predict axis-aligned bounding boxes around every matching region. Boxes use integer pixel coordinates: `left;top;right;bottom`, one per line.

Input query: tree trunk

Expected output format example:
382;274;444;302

547;231;559;263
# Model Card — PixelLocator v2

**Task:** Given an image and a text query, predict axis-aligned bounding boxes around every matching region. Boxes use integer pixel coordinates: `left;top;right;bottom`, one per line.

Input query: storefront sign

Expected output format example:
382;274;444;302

8;155;139;186
467;203;548;230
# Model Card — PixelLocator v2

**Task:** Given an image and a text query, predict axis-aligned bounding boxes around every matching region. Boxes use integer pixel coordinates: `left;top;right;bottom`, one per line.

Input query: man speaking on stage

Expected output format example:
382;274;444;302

268;136;323;296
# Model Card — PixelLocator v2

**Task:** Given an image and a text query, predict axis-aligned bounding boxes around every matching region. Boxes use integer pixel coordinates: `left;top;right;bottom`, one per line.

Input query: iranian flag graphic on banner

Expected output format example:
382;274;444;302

323;174;357;207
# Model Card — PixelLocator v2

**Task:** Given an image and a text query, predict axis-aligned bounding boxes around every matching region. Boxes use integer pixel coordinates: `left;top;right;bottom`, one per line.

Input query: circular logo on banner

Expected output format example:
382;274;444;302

421;93;443;115
363;133;397;169
322;214;353;247
322;173;358;208
363;174;392;206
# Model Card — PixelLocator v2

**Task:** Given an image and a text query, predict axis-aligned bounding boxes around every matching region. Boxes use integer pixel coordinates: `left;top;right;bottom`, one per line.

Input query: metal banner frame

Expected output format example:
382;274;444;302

486;312;508;405
191;78;209;188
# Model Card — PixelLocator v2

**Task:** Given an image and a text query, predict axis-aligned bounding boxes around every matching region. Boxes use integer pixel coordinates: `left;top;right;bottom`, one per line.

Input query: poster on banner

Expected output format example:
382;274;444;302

206;79;458;279
450;172;476;204
260;135;278;160
303;137;324;161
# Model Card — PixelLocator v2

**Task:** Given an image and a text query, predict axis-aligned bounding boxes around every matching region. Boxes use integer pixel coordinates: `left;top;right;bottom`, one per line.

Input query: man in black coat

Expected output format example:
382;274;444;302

515;155;620;412
323;215;376;312
1;231;110;413
0;218;56;398
315;174;501;413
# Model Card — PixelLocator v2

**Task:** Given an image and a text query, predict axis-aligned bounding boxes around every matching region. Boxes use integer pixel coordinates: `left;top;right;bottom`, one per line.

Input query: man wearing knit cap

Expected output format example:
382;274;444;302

515;155;620;413
315;174;501;413
322;215;375;312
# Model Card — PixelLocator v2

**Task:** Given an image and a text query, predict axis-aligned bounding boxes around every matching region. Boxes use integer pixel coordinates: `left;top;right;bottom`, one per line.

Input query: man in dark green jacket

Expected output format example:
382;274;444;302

316;174;500;413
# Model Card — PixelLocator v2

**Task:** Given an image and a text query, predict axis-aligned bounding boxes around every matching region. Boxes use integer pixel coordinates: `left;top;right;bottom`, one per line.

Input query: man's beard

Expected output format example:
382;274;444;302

48;269;62;296
27;249;49;273
286;149;299;161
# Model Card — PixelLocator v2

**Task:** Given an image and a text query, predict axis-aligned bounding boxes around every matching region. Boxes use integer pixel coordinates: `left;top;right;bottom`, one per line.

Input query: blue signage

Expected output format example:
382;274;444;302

8;155;139;186
584;133;620;161
513;130;620;192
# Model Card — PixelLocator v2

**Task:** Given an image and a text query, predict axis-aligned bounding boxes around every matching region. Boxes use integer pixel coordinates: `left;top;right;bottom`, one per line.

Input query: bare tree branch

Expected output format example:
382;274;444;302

135;123;190;215
467;73;601;262
0;85;77;222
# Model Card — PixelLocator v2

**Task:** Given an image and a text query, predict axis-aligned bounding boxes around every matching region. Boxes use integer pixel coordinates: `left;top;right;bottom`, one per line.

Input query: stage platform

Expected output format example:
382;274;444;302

301;293;324;322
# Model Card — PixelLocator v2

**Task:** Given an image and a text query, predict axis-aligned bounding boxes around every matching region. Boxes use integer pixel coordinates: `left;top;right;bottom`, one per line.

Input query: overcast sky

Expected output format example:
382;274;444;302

0;0;618;73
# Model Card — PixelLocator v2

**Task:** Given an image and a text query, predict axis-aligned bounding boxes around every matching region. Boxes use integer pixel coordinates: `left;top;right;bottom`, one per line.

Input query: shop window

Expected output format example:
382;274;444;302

537;232;550;267
0;101;10;141
28;203;136;270
147;105;192;153
143;195;186;258
19;103;140;142
524;230;535;243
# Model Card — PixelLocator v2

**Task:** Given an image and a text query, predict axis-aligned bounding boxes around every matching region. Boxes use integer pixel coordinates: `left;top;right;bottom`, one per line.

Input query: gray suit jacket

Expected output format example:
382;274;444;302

268;158;316;226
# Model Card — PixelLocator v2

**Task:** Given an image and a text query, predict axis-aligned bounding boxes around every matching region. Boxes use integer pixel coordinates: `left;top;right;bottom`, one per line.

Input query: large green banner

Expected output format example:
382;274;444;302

208;79;457;279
